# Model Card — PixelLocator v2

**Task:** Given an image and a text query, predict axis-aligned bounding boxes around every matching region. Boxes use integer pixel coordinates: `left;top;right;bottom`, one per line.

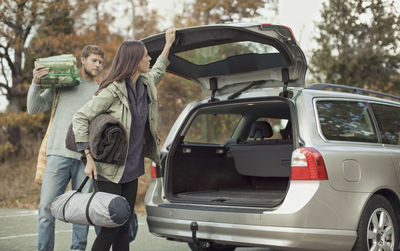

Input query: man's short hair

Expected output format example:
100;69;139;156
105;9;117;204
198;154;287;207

81;45;104;59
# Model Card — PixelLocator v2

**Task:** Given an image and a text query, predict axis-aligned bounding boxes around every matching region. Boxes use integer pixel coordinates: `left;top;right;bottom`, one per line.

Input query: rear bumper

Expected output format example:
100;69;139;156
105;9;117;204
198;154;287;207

146;214;356;250
145;180;367;250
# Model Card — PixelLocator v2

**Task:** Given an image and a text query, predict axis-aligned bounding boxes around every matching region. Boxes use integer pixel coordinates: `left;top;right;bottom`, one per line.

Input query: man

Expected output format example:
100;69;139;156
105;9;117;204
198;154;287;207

27;45;104;251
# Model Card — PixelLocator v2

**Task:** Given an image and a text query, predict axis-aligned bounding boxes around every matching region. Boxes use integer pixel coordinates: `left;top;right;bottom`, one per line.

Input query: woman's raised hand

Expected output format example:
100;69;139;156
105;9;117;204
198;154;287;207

161;27;176;58
165;27;176;47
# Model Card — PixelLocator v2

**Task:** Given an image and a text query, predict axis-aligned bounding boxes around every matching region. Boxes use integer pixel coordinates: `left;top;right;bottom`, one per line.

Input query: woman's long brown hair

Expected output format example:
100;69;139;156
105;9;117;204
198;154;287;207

96;40;145;95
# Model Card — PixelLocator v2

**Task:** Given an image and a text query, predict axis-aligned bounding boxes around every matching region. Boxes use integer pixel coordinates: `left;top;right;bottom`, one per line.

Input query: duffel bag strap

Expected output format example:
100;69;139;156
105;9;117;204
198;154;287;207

66;175;94;224
85;191;97;225
62;191;78;223
85;171;97;225
61;176;88;222
77;176;89;192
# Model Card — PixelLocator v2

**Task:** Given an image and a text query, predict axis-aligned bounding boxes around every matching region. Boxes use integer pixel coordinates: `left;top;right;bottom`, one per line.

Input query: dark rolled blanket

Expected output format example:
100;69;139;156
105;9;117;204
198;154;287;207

66;113;127;165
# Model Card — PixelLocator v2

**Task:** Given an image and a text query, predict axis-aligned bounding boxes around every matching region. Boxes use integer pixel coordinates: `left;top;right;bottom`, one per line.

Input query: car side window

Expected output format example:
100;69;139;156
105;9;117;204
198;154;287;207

316;100;378;143
184;113;242;145
371;103;400;145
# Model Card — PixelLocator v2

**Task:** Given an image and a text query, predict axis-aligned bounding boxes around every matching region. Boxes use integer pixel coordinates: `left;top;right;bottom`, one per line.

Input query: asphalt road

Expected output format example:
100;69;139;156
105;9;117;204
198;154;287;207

0;208;274;251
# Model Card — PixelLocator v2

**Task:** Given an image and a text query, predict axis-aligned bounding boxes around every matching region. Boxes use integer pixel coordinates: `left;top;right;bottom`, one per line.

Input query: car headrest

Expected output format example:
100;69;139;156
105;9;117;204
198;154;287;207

280;122;292;140
249;121;273;140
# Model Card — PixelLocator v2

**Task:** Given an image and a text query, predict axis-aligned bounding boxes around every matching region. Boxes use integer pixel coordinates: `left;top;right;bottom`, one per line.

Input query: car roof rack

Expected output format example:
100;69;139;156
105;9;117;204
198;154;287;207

305;83;400;102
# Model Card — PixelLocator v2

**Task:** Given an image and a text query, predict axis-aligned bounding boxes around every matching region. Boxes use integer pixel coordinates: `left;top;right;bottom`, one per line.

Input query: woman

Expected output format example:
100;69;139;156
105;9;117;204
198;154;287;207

72;27;176;251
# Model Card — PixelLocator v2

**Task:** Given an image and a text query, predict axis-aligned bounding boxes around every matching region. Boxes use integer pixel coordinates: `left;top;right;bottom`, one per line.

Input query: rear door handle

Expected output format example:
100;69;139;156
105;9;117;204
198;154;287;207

183;147;192;154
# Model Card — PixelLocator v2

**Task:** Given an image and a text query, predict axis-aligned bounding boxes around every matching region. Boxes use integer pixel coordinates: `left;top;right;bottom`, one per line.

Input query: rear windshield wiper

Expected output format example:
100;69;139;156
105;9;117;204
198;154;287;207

227;80;273;100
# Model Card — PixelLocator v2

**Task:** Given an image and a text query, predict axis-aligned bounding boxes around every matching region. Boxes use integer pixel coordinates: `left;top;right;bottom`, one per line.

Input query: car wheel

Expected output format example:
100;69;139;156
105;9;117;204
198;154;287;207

352;194;398;251
188;242;236;251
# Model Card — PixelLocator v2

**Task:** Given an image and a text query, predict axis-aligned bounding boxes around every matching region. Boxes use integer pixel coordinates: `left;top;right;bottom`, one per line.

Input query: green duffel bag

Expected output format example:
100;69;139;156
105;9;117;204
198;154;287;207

34;54;81;89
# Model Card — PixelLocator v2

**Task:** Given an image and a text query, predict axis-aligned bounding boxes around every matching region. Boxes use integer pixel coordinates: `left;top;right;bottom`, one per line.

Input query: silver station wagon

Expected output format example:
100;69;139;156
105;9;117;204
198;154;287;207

142;23;400;251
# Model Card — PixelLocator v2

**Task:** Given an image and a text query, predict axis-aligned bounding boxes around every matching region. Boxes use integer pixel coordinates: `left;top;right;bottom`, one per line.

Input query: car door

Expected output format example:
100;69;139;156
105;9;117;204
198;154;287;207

370;102;400;184
313;98;397;192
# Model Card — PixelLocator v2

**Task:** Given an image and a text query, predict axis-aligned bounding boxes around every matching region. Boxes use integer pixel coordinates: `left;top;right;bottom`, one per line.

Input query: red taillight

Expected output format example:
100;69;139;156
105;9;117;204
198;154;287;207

151;161;158;178
291;147;328;180
260;24;297;44
281;25;297;44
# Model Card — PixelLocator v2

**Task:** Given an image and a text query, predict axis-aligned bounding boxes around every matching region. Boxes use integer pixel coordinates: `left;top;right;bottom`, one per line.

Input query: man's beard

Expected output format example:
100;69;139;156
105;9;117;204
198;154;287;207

83;66;98;78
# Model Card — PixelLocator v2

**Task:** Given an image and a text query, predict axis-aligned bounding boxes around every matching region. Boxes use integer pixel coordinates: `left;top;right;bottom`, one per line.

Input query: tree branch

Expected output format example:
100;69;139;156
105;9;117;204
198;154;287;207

23;8;39;43
23;25;32;43
0;57;10;87
0;82;10;95
0;44;16;75
0;83;8;95
3;19;17;31
0;30;11;41
0;55;11;97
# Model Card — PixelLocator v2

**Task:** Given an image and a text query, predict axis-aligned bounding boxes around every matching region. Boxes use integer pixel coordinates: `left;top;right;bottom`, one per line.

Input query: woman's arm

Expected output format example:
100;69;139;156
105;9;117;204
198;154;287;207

143;27;176;85
72;88;114;143
72;87;115;179
160;27;176;59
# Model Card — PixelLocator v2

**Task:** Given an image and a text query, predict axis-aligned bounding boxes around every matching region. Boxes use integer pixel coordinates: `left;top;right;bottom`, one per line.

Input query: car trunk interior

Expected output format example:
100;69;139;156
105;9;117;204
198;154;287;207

165;98;294;207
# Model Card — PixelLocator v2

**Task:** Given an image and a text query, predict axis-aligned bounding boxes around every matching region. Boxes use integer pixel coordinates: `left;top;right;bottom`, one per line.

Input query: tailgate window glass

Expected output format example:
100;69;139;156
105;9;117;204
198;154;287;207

248;117;289;140
175;41;278;65
184;113;241;144
371;104;400;145
316;100;378;143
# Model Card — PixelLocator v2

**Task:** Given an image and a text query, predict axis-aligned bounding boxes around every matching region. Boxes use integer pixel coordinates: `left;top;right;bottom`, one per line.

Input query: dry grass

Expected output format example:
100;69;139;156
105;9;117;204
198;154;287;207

0;137;41;209
0;136;152;215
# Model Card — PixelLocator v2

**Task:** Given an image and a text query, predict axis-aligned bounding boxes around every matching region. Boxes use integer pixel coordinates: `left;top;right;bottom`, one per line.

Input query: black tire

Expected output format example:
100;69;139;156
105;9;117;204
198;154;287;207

352;194;398;251
188;242;236;251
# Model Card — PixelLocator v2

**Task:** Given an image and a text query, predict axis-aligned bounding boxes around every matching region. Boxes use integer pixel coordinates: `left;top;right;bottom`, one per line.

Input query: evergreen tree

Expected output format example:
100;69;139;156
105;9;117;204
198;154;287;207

310;0;400;94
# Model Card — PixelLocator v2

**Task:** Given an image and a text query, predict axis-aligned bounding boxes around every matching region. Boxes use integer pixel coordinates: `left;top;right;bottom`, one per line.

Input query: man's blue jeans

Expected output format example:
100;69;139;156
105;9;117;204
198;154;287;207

38;155;92;251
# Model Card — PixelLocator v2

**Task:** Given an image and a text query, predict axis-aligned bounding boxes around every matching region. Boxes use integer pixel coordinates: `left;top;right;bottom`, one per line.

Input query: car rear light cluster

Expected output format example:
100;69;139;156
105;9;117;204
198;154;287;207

260;23;297;44
281;25;297;44
151;161;159;178
291;147;328;180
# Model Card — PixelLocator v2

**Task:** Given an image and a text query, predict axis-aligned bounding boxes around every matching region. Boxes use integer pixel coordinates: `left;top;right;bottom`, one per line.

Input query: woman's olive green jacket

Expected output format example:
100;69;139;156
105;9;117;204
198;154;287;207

72;56;169;183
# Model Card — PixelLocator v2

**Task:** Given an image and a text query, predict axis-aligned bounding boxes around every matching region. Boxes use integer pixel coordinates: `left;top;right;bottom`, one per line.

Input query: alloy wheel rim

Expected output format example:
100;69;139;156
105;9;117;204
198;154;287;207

367;207;395;251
